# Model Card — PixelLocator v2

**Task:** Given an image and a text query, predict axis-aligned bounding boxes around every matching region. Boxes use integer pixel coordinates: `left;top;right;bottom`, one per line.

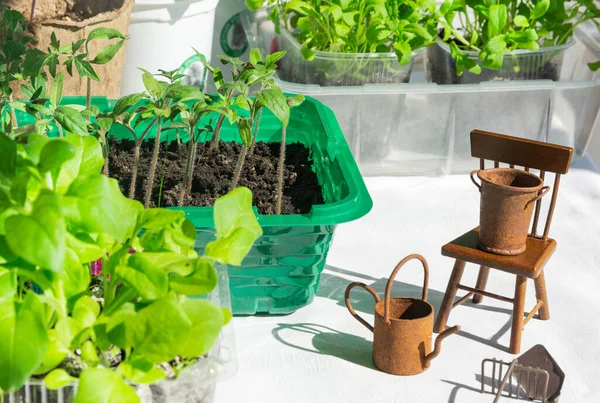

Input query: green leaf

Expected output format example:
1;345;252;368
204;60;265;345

514;15;529;27
33;330;69;375
87;27;126;43
117;255;169;301
0;134;17;177
74;367;140;403
6;203;66;271
300;45;316;61
64;175;143;243
66;232;103;263
38;139;77;175
205;187;262;265
588;61;600;71
245;0;264;11
74;57;99;81
164;85;204;101
91;41;125;65
393;42;412;65
139;68;163;98
256;88;289;126
237;117;252;146
55;317;83;349
168;257;218;295
137;208;185;230
128;295;192;362
54;106;89;136
55;136;105;193
72;296;100;328
249;48;262;66
50;72;64;107
113;93;145;116
0;267;16;298
45;369;76;390
121;358;166;384
177;299;227;357
487;5;507;39
287;94;305;108
0;294;49;392
530;0;550;20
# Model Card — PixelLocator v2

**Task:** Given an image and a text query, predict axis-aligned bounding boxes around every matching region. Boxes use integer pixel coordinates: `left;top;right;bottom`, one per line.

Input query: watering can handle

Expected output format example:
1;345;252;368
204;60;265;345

345;282;381;333
525;186;550;209
470;170;481;191
384;254;429;324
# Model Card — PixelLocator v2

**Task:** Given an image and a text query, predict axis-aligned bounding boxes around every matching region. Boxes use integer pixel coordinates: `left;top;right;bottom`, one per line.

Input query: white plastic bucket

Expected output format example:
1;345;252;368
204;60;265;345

120;0;220;96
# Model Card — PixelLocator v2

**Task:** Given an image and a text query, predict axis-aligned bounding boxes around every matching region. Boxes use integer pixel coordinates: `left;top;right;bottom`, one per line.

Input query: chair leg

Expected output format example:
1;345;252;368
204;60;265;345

510;275;527;354
534;270;550;320
434;259;466;334
472;265;490;304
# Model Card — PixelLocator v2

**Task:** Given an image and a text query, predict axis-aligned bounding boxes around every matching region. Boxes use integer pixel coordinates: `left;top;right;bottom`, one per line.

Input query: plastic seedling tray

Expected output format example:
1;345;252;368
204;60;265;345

17;95;372;315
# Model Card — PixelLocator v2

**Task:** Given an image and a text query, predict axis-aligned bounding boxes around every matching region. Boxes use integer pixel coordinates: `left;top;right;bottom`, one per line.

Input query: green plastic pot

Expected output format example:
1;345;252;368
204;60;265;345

17;95;372;315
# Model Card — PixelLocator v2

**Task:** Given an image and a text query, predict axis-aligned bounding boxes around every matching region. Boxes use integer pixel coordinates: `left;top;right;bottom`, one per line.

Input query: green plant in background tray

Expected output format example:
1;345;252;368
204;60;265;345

246;0;439;64
436;0;600;75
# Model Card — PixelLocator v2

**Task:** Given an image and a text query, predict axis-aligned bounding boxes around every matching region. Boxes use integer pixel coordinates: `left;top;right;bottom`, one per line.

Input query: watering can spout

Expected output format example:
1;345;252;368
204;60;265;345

423;325;461;369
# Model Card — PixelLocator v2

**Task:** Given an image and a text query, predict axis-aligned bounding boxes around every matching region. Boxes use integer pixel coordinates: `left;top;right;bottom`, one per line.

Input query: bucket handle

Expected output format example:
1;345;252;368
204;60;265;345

345;282;381;333
524;186;550;209
470;170;481;191
384;254;429;325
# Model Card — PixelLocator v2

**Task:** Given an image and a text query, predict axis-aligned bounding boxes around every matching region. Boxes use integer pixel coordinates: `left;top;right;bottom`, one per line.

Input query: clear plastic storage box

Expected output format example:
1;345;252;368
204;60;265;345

242;10;600;176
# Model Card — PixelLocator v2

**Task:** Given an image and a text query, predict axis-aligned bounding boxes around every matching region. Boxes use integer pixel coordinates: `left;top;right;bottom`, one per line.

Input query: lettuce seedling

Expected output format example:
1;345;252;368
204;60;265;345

0;132;262;401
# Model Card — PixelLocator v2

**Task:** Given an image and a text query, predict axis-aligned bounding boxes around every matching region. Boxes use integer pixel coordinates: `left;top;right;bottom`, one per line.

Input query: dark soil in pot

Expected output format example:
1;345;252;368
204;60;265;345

426;40;561;84
108;139;325;214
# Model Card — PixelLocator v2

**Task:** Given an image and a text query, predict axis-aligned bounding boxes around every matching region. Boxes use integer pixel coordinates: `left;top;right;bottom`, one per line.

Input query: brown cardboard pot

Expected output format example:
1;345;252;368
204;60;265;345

5;0;134;99
471;168;550;256
345;254;460;376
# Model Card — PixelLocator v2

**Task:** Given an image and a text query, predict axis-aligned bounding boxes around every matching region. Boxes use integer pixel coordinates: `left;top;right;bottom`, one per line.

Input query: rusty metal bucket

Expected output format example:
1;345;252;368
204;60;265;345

344;254;460;376
471;168;550;256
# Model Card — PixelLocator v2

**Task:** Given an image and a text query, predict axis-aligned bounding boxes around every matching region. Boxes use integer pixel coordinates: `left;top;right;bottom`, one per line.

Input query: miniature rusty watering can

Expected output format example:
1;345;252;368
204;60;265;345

345;254;460;376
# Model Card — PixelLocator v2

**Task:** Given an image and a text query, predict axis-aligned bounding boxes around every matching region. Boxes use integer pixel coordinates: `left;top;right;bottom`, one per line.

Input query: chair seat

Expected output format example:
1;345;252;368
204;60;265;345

441;227;556;279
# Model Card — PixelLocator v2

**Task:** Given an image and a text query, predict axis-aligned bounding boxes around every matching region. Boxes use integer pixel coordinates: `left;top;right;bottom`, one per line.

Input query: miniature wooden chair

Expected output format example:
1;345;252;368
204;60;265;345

434;130;573;354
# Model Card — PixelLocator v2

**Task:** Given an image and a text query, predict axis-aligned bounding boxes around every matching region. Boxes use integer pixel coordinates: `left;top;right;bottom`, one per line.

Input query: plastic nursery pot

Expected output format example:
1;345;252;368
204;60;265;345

2;266;235;403
425;40;575;84
180;97;373;315
471;168;550;256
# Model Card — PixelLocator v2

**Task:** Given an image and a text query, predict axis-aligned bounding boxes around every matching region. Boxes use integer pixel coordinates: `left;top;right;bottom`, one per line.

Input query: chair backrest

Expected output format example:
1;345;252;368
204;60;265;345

470;129;573;239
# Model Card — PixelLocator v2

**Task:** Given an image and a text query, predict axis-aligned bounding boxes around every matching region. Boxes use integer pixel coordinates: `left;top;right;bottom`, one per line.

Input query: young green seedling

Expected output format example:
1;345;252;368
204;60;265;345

436;0;600;75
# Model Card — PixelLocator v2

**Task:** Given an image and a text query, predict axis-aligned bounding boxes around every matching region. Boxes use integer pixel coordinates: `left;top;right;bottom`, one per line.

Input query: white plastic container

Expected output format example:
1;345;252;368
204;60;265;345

120;0;220;96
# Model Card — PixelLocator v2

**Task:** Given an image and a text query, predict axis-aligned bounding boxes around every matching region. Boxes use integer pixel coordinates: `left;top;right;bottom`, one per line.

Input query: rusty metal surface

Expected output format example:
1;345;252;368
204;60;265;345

345;254;460;376
471;168;550;255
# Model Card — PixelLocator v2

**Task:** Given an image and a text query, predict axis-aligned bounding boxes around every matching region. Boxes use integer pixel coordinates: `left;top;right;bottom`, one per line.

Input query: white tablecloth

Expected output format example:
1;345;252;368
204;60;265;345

218;166;600;403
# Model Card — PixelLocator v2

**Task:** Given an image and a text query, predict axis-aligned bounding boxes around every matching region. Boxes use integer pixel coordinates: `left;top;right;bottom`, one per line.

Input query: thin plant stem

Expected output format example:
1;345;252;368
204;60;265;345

57;123;63;138
176;129;183;163
157;136;169;208
179;137;194;206
185;140;198;200
276;125;286;215
8;94;17;129
127;117;157;199
30;0;37;21
103;135;109;176
129;141;140;198
86;77;91;114
144;119;162;208
249;109;262;156
208;113;225;154
230;145;248;191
